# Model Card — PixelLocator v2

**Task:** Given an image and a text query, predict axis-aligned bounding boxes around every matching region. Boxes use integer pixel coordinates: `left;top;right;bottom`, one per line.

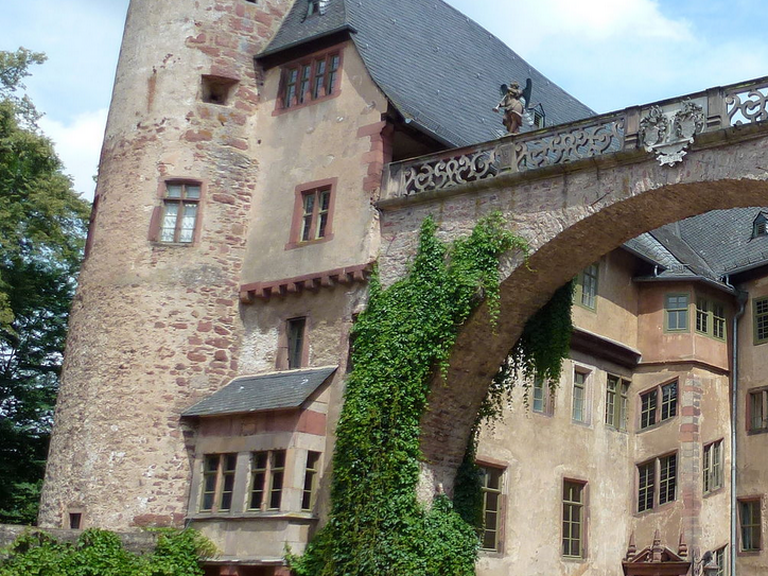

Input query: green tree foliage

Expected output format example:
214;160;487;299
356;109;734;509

0;528;216;575
0;48;90;524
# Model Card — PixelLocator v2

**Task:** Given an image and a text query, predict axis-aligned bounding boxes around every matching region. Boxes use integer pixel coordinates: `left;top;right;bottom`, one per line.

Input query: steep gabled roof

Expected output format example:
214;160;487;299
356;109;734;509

259;0;595;147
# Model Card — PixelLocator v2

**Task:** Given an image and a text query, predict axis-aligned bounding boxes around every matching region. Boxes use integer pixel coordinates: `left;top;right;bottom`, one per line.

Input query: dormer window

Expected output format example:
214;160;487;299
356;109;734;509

275;47;342;113
307;0;321;16
753;213;768;238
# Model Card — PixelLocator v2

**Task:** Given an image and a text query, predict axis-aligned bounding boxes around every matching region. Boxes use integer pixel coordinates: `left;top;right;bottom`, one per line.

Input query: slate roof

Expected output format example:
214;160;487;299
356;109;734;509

623;207;768;287
259;0;595;147
182;366;337;417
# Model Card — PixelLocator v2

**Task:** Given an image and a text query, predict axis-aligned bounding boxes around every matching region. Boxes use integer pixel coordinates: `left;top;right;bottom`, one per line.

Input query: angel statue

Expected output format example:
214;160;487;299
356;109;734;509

493;80;531;135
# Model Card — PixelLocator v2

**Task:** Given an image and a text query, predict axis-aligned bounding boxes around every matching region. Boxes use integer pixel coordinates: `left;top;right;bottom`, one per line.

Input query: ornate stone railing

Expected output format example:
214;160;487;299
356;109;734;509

381;74;768;201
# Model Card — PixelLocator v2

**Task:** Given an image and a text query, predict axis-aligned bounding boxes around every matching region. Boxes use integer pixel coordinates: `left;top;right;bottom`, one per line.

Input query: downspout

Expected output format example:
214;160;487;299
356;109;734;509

728;281;748;576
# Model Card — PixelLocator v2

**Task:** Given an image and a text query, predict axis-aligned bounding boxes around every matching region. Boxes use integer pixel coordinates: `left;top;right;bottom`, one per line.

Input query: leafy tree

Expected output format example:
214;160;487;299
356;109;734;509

0;48;90;524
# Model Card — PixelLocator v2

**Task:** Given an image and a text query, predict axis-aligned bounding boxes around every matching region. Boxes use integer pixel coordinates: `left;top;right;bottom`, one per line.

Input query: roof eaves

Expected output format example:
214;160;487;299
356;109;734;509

256;24;357;60
633;274;735;295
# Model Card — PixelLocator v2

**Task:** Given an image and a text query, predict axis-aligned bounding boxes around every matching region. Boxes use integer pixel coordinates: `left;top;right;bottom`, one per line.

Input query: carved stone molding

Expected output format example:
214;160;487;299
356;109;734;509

640;100;705;166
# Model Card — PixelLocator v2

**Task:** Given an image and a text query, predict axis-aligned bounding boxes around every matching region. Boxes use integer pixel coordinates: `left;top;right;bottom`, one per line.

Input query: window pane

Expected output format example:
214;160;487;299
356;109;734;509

179;203;197;243
661;381;677;421
562;481;584;558
479;465;503;551
185;184;201;199
638;462;654;512
605;375;617;427
161;202;179;242
659;454;676;505
641;390;657;429
532;377;545;413
572;372;585;422
166;184;183;198
287;317;306;369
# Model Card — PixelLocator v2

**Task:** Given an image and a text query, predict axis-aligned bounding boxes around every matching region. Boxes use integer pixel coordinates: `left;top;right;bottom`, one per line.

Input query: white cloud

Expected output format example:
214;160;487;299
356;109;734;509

39;109;108;202
513;0;694;47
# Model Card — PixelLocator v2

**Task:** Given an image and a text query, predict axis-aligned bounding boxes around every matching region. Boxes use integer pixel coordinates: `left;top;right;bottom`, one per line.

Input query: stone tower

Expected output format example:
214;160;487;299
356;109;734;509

38;0;292;530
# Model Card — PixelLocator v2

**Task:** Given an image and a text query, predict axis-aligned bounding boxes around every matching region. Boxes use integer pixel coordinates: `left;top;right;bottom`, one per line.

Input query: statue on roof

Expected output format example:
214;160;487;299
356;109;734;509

493;81;526;135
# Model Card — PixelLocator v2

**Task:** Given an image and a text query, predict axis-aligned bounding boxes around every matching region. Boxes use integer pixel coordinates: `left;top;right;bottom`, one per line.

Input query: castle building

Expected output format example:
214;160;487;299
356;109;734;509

37;0;766;574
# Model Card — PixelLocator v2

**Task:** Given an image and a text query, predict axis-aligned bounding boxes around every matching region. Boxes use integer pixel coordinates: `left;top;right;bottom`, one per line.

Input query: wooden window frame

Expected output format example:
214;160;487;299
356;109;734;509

301;451;322;511
695;296;727;340
638;379;678;431
286;178;337;249
636;452;677;513
605;374;629;431
738;497;762;553
149;179;204;245
248;450;287;512
664;293;690;333
754;297;768;345
574;263;599;311
478;464;504;553
277;315;310;370
274;45;344;114
532;376;554;415
714;545;727;576
287;316;307;369
562;479;587;560
200;453;237;513
703;439;724;495
572;369;589;424
747;387;768;434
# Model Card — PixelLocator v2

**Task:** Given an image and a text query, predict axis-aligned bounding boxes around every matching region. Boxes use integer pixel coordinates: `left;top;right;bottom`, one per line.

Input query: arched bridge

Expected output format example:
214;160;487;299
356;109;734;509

376;75;768;497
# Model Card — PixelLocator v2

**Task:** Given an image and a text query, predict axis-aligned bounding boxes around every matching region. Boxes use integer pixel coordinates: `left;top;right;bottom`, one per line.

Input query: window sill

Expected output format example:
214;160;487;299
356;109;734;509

151;241;196;248
747;427;768;436
272;90;341;117
637;416;678;434
561;555;586;563
285;233;334;251
703;486;726;499
189;511;318;522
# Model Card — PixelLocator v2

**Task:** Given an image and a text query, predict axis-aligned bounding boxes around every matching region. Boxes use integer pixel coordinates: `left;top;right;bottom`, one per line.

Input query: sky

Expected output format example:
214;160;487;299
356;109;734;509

3;0;768;202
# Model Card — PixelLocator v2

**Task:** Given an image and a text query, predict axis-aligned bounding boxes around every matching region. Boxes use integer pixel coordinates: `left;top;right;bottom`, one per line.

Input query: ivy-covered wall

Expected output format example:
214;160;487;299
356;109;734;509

290;214;572;575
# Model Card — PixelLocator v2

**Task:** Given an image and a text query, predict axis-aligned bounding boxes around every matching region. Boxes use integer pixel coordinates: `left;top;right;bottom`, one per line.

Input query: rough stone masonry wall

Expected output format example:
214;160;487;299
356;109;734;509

38;0;291;530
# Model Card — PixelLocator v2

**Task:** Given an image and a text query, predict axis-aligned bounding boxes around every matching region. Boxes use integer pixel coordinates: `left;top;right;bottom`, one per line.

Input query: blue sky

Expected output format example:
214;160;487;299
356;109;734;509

3;0;768;201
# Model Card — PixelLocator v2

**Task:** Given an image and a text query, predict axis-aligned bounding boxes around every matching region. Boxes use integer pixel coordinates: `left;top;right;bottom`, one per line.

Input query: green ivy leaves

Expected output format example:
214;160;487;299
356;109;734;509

290;213;526;576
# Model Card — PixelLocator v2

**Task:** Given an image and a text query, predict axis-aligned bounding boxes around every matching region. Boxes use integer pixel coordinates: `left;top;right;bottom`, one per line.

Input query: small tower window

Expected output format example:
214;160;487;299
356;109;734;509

752;213;768;238
201;75;238;105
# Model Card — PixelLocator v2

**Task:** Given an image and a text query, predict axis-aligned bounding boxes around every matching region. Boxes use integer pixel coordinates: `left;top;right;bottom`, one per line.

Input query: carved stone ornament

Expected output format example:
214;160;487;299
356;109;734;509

639;100;705;166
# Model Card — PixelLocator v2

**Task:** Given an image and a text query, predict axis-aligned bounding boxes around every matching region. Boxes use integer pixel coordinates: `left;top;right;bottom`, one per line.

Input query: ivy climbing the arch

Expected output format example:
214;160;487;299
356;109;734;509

289;212;572;576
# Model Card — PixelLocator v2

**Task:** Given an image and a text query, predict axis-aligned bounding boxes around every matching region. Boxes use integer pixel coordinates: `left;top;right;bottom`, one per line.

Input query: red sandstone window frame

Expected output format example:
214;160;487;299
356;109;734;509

149;178;205;245
273;44;345;115
286;178;337;250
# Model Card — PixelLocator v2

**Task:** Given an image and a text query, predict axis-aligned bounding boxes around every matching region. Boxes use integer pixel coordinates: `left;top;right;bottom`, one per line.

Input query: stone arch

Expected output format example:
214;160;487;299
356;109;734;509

389;134;768;497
